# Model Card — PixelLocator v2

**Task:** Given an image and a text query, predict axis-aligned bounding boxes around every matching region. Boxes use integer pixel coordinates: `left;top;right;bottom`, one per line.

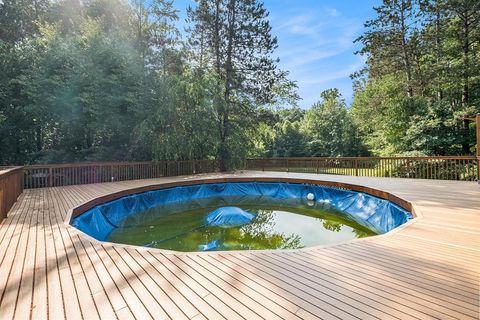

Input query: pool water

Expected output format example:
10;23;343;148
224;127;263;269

107;196;376;252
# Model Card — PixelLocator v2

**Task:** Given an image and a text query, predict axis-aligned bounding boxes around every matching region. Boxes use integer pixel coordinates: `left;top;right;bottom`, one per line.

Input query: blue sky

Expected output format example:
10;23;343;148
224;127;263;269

173;0;380;108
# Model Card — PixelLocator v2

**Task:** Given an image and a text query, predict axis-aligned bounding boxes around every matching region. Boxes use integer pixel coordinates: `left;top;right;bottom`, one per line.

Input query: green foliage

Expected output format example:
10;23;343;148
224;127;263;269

135;68;220;161
303;89;367;157
353;0;480;156
0;0;301;167
253;90;368;158
186;0;298;169
2;0;477;166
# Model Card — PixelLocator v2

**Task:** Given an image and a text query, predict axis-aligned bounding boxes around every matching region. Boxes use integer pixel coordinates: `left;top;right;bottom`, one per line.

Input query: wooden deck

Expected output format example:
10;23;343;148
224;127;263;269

0;171;479;320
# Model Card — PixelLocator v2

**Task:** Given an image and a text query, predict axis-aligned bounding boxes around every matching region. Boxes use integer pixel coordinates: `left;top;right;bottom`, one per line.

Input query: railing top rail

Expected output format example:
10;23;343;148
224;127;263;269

23;159;215;169
0;166;24;178
246;156;478;161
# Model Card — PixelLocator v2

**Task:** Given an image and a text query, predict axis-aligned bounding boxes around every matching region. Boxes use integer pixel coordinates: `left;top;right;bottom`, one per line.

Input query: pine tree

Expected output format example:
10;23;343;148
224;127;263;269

186;0;295;170
356;0;420;97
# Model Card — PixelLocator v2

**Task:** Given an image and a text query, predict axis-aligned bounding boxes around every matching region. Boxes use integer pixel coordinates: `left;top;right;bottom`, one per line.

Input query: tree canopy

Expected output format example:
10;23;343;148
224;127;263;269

0;0;478;167
352;0;479;156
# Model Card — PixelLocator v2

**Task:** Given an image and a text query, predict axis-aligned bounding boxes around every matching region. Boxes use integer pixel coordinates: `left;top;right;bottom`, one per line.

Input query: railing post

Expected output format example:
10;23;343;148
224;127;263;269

476;114;480;158
406;158;411;178
48;167;53;187
286;159;289;173
477;114;480;182
355;159;359;176
477;157;480;183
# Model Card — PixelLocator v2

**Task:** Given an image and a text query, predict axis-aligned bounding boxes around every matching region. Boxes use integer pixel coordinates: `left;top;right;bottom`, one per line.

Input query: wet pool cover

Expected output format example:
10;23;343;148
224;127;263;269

205;206;256;228
71;182;412;251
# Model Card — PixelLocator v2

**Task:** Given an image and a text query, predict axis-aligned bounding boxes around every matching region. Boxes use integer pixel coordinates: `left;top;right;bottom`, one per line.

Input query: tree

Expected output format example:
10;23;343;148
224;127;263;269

445;0;480;152
419;0;448;100
186;0;296;170
0;0;49;43
353;0;480;156
133;68;219;161
130;0;180;73
356;0;420;97
303;89;366;157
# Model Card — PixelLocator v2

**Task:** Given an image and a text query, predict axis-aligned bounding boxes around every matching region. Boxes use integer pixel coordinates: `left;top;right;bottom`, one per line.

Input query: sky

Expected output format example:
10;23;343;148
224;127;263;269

173;0;380;108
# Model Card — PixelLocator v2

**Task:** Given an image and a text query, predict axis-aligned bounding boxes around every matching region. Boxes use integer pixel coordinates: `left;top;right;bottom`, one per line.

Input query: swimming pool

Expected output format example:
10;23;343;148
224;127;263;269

71;182;412;252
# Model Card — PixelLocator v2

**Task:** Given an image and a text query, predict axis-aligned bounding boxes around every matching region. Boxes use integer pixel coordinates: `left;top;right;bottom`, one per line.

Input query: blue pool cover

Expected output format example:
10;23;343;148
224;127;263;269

205;206;256;228
71;182;413;241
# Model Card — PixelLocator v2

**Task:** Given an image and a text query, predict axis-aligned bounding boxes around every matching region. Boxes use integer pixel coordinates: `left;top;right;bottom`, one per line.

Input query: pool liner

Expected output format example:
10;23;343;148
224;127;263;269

205;206;256;228
72;182;412;241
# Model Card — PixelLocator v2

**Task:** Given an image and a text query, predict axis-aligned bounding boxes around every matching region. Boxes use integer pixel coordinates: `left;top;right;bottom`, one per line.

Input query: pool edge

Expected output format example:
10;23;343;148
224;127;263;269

63;175;422;255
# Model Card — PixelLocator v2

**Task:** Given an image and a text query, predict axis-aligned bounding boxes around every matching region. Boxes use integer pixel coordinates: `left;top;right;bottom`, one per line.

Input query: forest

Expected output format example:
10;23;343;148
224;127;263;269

0;0;479;169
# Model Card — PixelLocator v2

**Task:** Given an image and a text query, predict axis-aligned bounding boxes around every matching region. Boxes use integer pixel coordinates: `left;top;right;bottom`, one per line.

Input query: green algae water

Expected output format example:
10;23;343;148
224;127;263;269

107;196;376;252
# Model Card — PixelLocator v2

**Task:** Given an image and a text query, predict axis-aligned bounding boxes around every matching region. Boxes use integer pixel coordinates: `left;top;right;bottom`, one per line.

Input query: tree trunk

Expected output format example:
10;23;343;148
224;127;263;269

35;126;42;152
213;0;221;76
460;6;471;153
399;0;413;97
434;0;443;100
199;27;205;70
219;0;236;172
212;0;227;171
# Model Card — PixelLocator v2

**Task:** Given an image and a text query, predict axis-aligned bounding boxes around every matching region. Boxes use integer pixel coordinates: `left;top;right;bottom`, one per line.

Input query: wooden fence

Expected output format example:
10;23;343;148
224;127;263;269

245;156;479;181
0;167;24;222
22;160;218;189
1;156;478;220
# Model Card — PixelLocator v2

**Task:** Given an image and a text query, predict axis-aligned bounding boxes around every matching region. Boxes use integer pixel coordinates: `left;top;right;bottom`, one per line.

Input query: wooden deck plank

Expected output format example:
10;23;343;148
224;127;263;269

102;245;170;319
291;250;479;319
235;252;418;320
43;188;65;320
78;237;128;314
0;193;27;255
334;244;479;290
146;252;237;320
185;254;296;320
0;172;479;320
0;192;31;310
162;253;261;320
206;253;337;319
197;254;303;317
300;248;479;313
54;185;104;320
58;186;125;319
363;236;480;264
30;188;48;320
12;189;41;320
71;235;117;320
47;186;85;319
0;188;38;320
126;249;205;319
112;247;189;320
93;243;152;320
134;251;225;320
224;253;364;320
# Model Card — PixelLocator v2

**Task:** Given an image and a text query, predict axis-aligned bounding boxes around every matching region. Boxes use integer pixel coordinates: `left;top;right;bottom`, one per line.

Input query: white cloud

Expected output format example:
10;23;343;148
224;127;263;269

325;7;340;17
298;61;365;86
269;5;365;107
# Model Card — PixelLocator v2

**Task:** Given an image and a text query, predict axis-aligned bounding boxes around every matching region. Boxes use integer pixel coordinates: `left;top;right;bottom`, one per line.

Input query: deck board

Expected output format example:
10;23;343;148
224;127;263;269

0;171;479;320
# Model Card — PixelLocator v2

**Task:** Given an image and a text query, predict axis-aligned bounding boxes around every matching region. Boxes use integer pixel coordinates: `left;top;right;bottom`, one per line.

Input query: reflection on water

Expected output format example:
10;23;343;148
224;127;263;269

107;196;377;252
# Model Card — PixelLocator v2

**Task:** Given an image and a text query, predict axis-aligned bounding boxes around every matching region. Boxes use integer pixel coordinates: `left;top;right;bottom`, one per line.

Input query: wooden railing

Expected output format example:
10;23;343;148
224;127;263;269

245;156;479;181
23;160;218;189
0;167;24;222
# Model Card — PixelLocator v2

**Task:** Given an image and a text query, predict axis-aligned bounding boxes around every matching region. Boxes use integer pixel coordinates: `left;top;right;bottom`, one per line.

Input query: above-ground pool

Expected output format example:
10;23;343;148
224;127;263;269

71;182;412;252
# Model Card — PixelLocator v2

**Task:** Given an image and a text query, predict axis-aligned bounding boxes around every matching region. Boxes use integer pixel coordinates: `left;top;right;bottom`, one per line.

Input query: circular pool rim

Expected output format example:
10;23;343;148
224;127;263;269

66;176;419;253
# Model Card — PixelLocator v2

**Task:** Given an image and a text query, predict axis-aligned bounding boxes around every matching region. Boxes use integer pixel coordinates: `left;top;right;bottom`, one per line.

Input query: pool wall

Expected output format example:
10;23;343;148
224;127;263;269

71;180;413;242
